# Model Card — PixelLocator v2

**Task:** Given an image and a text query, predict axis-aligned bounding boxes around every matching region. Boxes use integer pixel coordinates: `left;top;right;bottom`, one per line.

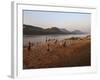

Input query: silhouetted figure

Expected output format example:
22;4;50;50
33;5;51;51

47;43;50;51
46;37;47;42
31;43;34;46
46;39;47;42
62;41;66;47
54;40;57;44
28;41;31;51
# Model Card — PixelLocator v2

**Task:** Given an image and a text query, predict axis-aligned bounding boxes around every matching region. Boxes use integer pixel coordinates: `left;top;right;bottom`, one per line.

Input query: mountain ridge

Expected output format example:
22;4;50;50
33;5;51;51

23;24;84;35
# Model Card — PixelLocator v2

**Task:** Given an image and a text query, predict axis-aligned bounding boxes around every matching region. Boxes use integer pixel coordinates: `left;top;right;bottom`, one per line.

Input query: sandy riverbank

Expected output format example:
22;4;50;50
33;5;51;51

23;36;91;69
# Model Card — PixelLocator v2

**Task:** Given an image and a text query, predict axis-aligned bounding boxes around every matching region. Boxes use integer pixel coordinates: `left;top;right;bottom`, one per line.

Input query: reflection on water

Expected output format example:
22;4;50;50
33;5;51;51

23;34;88;46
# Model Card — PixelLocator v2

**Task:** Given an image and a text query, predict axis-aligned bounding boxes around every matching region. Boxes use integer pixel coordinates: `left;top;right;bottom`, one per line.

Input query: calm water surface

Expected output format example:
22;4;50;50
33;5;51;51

23;34;88;46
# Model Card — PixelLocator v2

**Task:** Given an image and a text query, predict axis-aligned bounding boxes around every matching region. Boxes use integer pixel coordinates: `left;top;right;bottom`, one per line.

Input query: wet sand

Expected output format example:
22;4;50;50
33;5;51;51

23;36;91;69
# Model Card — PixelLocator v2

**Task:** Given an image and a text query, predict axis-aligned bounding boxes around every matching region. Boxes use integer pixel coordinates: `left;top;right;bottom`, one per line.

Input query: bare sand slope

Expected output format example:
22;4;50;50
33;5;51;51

23;38;90;69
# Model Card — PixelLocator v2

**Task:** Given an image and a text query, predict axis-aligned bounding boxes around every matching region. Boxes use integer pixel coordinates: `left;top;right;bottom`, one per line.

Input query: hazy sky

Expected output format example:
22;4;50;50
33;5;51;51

23;10;91;33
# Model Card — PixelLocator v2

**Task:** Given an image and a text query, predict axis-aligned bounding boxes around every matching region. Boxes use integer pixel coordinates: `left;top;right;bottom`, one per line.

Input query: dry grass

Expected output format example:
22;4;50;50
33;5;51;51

23;36;91;69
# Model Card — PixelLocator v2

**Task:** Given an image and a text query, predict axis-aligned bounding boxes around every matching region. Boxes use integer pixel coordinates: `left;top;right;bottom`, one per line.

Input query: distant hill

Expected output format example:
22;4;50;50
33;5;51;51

71;30;84;34
60;28;71;33
44;27;67;34
23;24;84;35
23;24;45;35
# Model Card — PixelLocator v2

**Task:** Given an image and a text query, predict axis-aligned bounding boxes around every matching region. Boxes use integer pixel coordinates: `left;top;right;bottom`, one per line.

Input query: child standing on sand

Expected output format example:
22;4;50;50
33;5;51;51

28;41;31;51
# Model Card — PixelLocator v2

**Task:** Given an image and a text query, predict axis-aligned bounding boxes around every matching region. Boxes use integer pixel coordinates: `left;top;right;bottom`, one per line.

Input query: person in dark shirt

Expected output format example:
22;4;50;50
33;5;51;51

28;41;31;51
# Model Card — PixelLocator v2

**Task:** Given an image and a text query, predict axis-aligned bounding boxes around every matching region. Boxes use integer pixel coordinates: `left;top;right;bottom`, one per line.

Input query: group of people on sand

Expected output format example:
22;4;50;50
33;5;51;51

27;38;72;52
25;35;90;52
46;39;72;51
